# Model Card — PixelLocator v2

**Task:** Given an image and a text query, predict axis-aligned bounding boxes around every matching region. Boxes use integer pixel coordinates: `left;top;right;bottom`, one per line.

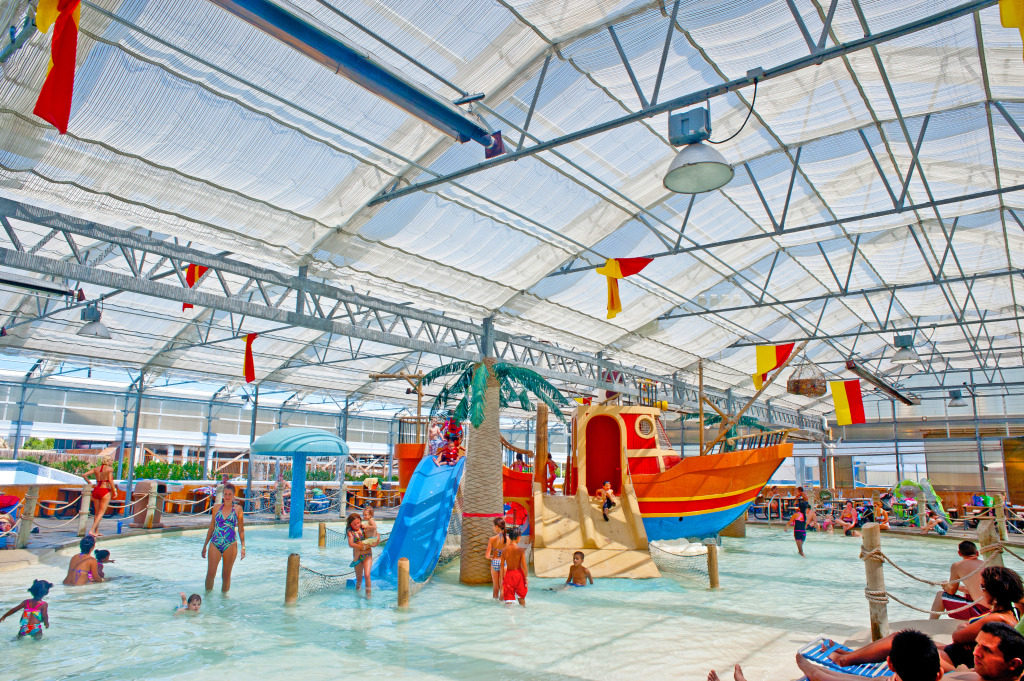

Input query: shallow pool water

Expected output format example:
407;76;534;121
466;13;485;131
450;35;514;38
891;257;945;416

0;524;967;681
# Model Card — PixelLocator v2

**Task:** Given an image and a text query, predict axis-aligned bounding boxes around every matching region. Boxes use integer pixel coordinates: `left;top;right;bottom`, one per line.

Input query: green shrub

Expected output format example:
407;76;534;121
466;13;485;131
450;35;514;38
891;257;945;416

21;438;55;450
133;461;203;481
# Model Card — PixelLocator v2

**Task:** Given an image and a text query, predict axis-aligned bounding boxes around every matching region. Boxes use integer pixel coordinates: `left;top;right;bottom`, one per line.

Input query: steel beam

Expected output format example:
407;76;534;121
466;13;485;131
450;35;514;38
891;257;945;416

368;0;997;205
0;198;822;431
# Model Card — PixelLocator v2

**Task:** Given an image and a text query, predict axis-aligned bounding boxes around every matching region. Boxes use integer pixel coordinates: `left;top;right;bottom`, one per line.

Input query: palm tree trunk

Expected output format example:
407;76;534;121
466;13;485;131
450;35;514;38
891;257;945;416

460;358;503;584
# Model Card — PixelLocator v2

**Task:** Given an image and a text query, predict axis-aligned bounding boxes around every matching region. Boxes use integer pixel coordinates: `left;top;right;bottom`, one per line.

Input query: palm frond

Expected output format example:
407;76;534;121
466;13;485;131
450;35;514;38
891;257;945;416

452;395;469;423
493;363;569;422
419;361;473;388
427;367;474;419
469;363;489;428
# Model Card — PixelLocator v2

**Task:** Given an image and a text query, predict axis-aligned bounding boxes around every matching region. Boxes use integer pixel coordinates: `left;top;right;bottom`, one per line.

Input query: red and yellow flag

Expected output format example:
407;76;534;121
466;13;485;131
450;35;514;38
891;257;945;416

1001;0;1024;59
830;379;866;426
33;0;81;135
596;257;653;319
181;264;209;311
243;333;258;383
752;342;795;389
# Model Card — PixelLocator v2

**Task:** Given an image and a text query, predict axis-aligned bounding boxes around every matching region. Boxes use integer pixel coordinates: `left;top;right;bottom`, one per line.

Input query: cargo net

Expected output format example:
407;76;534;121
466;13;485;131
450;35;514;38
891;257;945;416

297;531;392;598
296;490;463;601
648;540;713;583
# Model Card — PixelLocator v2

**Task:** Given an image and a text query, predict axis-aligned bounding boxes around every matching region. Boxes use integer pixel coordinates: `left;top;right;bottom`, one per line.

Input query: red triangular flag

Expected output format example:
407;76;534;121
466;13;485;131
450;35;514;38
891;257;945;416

182;264;209;311
244;333;257;383
33;0;81;134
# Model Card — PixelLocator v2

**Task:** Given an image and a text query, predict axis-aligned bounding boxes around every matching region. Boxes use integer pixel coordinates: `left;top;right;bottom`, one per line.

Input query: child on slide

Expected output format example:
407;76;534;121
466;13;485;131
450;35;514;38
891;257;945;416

1;579;51;639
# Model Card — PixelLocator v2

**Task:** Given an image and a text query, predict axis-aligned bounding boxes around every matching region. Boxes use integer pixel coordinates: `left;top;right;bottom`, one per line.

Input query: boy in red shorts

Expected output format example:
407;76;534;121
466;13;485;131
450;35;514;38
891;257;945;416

501;526;528;607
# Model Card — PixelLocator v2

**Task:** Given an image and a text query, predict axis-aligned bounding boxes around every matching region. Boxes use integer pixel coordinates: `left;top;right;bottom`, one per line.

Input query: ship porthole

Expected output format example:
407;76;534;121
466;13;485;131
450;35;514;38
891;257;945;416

635;414;656;439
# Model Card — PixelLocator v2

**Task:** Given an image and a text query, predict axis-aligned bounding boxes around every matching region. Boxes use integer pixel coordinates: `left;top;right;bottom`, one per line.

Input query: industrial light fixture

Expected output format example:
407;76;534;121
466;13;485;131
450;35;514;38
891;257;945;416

947;389;968;408
890;334;920;365
77;302;111;339
664;108;734;194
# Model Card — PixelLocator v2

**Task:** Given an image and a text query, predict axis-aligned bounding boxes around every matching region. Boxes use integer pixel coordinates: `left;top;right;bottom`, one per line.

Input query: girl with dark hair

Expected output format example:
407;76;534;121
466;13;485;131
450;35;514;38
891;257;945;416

1;579;51;639
347;512;373;595
63;535;101;585
202;482;245;592
486;517;507;599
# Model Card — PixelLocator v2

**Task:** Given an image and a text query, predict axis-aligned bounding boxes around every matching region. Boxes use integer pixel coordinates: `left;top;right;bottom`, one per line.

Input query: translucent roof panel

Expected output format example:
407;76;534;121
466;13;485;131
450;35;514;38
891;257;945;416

0;0;1019;419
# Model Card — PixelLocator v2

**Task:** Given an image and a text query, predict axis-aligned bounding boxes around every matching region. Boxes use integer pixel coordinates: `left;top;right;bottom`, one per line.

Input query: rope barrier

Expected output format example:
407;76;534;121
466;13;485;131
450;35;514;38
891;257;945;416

859;545;997;588
34;513;84;530
37;496;84;512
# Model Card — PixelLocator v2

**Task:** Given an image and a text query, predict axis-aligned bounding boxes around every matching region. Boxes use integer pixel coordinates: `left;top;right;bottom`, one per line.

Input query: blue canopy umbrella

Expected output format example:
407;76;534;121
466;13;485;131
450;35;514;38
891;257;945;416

250;427;349;538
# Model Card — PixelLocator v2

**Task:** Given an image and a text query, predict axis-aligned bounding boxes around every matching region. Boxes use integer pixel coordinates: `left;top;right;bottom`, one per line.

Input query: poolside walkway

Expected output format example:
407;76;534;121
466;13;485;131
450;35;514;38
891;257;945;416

4;505;399;566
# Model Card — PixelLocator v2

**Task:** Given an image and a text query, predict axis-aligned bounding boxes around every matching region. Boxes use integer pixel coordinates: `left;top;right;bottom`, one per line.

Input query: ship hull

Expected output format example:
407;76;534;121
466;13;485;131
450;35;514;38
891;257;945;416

632;444;790;541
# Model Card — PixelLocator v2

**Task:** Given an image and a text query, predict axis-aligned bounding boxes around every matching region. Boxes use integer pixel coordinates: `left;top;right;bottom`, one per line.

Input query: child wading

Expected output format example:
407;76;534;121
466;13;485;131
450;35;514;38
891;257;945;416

485;518;507;599
501;526;528;607
1;579;52;639
566;551;593;587
789;500;809;557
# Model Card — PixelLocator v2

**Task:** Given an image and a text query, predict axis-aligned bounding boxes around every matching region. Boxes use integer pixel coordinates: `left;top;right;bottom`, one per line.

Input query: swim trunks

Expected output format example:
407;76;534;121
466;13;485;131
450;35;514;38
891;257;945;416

941;592;989;620
503;568;527;601
794;529;806;541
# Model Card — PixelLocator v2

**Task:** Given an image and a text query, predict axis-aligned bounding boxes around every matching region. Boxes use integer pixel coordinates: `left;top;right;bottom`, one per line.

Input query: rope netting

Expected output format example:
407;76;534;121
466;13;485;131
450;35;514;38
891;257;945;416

648;540;711;580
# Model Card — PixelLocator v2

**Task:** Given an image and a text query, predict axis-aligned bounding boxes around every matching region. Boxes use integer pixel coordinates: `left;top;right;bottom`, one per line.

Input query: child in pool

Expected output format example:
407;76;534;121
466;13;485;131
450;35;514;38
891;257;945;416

361;506;380;548
565;551;593;587
95;549;114;580
1;579;51;639
175;592;202;614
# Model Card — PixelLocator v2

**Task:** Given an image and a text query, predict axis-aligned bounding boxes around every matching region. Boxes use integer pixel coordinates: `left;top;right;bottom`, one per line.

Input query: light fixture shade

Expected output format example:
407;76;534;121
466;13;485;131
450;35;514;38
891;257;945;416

663;142;734;193
947;389;968;408
77;320;111;339
890;334;919;365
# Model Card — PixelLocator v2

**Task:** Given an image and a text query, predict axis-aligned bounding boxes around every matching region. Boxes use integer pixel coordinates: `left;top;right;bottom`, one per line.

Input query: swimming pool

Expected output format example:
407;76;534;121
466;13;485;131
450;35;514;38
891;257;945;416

0;525;970;681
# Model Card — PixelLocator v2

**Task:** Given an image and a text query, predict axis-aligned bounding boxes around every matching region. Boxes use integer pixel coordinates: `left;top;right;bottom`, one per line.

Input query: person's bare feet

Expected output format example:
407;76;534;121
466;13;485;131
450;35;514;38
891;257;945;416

732;664;746;681
707;671;720;681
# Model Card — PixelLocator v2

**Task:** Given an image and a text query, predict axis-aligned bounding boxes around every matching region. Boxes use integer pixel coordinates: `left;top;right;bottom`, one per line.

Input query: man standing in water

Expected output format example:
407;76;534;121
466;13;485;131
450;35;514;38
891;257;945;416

930;540;987;620
501;526;527;607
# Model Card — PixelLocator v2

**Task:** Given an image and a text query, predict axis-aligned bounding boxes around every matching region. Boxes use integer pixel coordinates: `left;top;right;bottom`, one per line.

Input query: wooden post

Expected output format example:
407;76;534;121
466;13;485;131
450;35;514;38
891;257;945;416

339;485;347;518
16;486;39;549
698;360;705;456
979;519;1004;567
861;523;889;641
144;488;158;529
274;486;283;521
318;522;326;549
77;484;91;537
215;483;224;508
995;494;1008;541
397;557;410;608
706;541;720;589
285;553;300;604
535;402;549;487
914;488;927;527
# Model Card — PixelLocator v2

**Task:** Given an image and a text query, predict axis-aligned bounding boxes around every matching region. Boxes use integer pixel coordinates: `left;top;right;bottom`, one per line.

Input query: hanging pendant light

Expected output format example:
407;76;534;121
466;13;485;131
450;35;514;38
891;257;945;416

947;389;968;408
663;108;733;194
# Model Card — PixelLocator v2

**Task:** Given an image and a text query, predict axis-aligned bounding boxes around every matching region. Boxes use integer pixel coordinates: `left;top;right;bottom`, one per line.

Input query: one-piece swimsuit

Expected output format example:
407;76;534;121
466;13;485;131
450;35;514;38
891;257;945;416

210;506;238;553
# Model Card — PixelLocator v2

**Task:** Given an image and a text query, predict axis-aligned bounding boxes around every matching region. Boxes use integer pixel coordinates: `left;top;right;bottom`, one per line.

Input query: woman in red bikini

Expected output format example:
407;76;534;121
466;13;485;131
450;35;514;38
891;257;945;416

83;453;115;537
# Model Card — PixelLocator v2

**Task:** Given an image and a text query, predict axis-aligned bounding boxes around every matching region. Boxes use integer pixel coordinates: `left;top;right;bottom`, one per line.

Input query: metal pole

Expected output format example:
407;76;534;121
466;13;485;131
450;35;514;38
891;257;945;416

247;384;259;512
203;396;218;477
123;375;144;518
341;396;349;440
386;416;395;482
116;387;132;479
11;381;29;460
972;391;986;493
892;400;902;481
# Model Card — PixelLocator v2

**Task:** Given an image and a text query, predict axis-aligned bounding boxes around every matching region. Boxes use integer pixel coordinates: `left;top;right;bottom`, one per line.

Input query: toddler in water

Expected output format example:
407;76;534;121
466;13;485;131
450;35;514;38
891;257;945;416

95;549;114;580
1;579;51;639
361;506;380;548
175;592;202;614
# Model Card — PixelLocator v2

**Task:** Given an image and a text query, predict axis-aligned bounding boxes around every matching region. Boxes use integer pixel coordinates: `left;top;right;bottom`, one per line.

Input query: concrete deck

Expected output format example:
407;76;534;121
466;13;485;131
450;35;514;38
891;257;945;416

1;506;399;570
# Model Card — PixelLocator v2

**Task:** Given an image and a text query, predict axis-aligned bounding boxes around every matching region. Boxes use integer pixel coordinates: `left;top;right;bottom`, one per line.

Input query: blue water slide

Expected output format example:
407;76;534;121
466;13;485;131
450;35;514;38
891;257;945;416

370;456;465;586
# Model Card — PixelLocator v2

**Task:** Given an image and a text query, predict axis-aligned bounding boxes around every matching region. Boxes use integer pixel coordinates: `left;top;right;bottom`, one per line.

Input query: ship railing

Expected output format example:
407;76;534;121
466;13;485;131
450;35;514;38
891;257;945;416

501;435;534;473
721;428;797;452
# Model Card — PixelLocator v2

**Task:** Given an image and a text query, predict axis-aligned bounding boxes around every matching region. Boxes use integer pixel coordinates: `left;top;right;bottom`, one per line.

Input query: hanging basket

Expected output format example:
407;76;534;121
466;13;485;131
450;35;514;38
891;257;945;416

787;362;826;397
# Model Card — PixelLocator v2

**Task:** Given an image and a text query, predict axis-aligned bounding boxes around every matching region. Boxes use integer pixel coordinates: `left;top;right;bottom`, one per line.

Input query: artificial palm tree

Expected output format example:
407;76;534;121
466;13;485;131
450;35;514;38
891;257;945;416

420;359;569;584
